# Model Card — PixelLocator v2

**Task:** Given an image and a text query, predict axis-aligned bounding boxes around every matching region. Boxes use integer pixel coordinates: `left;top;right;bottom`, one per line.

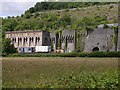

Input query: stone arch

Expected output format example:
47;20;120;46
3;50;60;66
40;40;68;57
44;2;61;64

12;38;14;42
23;38;26;45
92;47;99;52
29;37;31;46
38;37;40;42
18;38;20;46
14;38;16;42
35;37;37;45
35;37;37;41
23;38;26;42
29;37;32;41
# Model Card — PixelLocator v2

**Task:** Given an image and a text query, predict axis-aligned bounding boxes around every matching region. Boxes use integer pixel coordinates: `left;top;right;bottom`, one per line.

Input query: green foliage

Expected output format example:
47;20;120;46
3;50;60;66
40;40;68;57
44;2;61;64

74;30;78;52
2;2;116;32
103;24;109;28
113;26;118;51
109;5;114;9
65;37;67;52
2;18;18;31
49;70;119;88
57;31;62;49
72;17;99;31
26;2;116;13
2;38;17;54
94;15;108;24
79;51;120;57
25;12;31;19
3;67;119;88
8;51;120;57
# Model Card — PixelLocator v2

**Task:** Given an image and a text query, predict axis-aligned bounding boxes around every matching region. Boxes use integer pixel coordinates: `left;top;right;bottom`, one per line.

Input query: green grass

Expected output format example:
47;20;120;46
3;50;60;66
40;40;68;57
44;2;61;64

2;57;119;88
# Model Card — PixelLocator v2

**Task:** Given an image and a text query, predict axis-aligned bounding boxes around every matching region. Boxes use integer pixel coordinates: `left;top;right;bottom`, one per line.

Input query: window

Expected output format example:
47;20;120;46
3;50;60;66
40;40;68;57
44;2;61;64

28;48;31;50
35;37;37;45
12;38;14;42
38;37;40;42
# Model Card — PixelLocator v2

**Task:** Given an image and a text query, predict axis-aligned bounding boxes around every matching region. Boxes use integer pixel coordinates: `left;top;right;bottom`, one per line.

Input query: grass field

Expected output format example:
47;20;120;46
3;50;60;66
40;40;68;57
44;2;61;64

2;57;119;88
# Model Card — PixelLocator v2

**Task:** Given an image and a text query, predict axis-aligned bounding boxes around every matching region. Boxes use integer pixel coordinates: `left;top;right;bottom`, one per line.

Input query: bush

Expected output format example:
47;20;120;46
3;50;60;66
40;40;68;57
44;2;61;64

105;51;120;57
109;5;114;9
1;53;7;57
88;51;120;57
60;52;78;57
77;52;89;57
8;51;120;57
88;51;106;57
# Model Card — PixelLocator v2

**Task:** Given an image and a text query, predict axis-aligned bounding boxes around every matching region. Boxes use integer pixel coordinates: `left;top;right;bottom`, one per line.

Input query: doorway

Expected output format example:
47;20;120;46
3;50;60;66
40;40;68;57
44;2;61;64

92;47;99;52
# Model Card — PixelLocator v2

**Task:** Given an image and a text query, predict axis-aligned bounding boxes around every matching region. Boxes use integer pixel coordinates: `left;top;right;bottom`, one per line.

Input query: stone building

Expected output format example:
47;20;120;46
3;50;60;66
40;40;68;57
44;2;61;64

118;12;120;51
50;30;75;52
84;23;120;52
5;23;119;53
6;30;50;52
84;28;115;52
61;30;75;52
118;28;120;51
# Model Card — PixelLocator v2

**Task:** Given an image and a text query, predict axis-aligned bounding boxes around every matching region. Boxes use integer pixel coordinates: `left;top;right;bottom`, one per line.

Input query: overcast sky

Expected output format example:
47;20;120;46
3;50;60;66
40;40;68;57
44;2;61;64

1;0;117;18
0;0;45;18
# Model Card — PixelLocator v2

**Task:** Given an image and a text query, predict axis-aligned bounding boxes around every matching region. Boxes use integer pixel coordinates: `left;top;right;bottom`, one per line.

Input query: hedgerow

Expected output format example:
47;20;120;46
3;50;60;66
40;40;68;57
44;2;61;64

6;51;120;57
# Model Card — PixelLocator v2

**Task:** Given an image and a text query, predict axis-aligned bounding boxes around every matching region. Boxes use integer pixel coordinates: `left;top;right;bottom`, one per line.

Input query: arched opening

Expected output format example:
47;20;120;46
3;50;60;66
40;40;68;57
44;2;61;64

92;47;99;52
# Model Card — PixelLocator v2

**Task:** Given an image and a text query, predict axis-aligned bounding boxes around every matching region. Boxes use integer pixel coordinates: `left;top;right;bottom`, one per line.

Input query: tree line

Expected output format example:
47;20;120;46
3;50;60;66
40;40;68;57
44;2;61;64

26;2;115;13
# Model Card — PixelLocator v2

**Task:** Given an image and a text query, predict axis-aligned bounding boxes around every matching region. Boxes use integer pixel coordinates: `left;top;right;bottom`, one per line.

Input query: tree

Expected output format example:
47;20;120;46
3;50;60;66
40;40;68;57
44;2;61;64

2;38;17;54
28;7;35;13
25;12;31;19
113;26;118;51
3;18;18;31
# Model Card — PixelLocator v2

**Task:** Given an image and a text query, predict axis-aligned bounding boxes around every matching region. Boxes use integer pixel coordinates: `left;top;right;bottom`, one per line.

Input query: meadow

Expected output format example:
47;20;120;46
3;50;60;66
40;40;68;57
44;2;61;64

2;57;119;88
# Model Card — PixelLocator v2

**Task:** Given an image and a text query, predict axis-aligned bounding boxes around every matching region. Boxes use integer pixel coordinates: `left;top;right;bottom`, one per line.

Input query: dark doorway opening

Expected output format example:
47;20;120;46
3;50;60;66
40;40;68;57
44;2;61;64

92;47;99;52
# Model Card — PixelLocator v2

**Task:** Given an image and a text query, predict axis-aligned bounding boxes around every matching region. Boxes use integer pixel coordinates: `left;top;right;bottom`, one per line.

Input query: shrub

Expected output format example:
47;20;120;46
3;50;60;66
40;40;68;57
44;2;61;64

60;52;78;57
8;51;120;57
109;5;114;9
1;53;7;57
77;52;89;57
65;9;69;12
106;51;120;57
88;51;106;57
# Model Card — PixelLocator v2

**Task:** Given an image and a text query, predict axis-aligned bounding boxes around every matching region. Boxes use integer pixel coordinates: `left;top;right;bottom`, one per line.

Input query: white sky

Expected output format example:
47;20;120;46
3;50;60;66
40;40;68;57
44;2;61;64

0;0;118;18
0;0;45;18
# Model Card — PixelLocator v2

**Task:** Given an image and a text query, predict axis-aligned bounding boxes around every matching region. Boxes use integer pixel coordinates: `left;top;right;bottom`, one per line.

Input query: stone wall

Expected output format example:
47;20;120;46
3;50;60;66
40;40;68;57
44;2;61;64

6;27;119;53
50;30;75;52
118;29;120;51
6;30;50;52
118;3;120;51
77;30;86;52
84;28;115;52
